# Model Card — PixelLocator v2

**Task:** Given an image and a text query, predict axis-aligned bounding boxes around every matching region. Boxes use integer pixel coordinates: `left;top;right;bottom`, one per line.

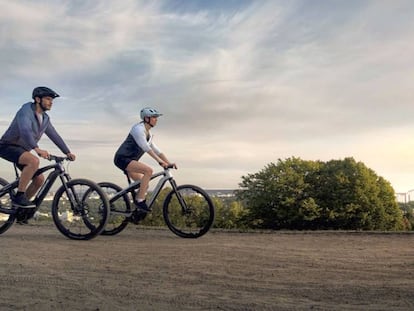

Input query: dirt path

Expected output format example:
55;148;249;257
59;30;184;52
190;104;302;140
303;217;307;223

0;224;413;310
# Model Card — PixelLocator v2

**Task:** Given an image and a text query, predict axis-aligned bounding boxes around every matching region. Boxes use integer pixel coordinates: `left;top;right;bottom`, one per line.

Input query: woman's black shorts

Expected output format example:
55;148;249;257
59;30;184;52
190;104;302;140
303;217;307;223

114;152;144;172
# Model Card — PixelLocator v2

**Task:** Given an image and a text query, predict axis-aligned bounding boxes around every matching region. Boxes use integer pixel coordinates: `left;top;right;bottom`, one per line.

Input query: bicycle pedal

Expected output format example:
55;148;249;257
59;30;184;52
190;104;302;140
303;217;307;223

15;207;35;223
129;209;147;224
16;219;29;225
127;216;140;225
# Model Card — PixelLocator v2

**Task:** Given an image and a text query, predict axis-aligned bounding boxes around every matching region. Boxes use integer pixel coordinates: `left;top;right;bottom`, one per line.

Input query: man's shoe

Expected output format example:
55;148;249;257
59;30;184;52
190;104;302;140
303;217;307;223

135;200;151;213
12;195;35;208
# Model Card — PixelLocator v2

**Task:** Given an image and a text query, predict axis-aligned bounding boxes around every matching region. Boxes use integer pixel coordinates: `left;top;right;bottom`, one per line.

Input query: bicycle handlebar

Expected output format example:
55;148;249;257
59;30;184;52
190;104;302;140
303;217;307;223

164;163;177;170
47;155;71;162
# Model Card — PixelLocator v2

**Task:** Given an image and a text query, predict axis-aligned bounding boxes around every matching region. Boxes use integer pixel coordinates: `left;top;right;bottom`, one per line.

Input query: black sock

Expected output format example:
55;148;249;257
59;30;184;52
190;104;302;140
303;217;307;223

16;191;25;197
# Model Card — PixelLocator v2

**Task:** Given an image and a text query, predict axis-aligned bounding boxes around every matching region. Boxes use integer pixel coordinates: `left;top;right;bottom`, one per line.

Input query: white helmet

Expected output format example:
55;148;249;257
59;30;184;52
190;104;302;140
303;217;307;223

140;107;163;120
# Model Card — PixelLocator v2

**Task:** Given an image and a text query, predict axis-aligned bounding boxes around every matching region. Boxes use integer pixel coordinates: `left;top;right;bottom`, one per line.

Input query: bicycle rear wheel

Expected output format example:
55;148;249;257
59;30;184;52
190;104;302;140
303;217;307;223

163;184;214;238
98;182;131;236
0;177;15;234
51;178;109;240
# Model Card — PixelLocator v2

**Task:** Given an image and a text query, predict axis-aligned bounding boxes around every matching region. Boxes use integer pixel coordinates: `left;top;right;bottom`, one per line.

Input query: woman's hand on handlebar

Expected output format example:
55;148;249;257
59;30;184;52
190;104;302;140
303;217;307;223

159;161;177;169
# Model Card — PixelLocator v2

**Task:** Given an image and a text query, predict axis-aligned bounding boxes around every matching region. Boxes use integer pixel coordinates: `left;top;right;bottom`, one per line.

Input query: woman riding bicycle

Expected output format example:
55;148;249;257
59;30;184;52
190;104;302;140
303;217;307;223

113;107;176;213
0;86;76;209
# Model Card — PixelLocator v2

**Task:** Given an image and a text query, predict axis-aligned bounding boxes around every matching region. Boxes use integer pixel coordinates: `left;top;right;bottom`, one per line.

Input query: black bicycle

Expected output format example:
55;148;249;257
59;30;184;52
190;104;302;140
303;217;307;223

0;155;110;240
98;164;215;238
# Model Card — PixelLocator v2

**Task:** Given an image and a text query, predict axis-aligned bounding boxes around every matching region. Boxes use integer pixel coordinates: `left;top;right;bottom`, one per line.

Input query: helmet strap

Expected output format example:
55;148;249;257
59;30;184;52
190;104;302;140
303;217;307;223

144;117;154;127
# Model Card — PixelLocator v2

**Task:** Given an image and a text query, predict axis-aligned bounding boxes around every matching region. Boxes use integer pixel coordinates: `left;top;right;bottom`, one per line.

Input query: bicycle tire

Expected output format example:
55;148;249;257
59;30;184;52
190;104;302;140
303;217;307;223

0;177;15;234
98;182;131;236
163;184;214;238
51;178;109;240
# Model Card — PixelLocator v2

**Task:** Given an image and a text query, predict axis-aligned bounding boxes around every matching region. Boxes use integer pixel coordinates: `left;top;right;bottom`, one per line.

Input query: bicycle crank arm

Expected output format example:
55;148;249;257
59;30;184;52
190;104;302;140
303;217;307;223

0;207;17;215
111;210;133;217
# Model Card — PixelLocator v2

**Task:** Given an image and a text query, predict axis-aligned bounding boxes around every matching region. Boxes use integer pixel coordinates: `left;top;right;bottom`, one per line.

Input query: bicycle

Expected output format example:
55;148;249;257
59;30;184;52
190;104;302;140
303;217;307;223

98;164;215;238
0;155;110;240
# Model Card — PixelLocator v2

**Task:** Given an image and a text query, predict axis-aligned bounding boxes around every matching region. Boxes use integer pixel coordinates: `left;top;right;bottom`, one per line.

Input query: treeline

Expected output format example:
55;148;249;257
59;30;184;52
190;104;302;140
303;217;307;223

36;157;413;231
214;157;413;231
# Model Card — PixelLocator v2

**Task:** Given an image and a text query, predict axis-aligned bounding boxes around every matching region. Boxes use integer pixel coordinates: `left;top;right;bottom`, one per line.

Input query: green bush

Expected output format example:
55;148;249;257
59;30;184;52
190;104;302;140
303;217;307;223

236;157;405;230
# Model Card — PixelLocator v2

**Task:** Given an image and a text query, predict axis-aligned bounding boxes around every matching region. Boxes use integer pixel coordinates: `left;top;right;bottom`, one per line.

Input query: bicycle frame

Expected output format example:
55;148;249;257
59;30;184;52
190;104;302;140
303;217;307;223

109;167;181;215
0;157;73;215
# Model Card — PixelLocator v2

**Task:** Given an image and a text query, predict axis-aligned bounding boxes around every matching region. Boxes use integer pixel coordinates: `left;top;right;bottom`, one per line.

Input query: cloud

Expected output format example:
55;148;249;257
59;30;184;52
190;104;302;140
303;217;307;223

1;0;414;190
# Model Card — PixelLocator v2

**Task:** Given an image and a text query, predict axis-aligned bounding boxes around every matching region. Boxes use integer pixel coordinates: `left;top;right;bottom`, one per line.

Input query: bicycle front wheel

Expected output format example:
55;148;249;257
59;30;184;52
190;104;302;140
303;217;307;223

51;179;109;240
163;184;215;238
0;177;15;234
98;182;131;236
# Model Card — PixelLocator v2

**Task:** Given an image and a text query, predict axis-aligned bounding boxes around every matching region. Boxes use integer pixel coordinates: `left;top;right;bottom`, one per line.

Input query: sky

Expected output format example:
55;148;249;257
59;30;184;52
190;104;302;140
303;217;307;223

1;0;414;193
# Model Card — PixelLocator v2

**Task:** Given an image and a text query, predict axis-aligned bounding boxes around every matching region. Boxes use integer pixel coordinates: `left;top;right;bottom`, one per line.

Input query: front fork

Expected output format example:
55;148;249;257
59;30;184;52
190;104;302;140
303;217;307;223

169;179;189;214
57;174;83;215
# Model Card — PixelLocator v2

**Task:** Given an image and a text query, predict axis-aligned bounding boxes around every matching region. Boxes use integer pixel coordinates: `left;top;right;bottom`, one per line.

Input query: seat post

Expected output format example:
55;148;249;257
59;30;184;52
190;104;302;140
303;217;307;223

125;172;132;185
13;164;20;179
125;172;137;204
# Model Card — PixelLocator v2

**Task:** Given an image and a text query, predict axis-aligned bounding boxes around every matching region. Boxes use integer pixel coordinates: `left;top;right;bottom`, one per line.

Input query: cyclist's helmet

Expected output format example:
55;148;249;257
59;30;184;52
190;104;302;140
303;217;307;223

140;107;163;120
32;86;60;99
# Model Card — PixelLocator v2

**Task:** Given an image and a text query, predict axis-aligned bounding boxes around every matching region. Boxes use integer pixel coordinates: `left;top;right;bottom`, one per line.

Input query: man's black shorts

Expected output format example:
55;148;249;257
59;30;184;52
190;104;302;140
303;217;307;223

0;143;27;170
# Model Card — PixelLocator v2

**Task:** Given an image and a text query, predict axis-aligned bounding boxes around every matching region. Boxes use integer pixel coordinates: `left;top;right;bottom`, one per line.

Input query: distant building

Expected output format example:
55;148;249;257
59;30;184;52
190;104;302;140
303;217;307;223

206;189;236;198
44;192;55;201
396;193;407;204
396;189;414;204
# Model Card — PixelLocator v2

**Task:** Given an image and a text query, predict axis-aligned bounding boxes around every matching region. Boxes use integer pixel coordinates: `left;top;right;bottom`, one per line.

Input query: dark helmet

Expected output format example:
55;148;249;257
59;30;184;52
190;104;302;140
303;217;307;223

32;86;60;99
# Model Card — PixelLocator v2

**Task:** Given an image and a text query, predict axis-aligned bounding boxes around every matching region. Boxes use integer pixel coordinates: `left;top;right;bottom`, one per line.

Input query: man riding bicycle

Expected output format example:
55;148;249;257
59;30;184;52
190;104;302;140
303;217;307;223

0;86;76;209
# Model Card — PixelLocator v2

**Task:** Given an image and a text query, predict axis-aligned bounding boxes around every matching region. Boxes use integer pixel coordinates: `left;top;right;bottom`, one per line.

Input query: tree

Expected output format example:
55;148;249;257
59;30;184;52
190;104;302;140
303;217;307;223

236;157;321;229
398;201;414;230
313;158;404;230
237;157;405;230
213;199;249;229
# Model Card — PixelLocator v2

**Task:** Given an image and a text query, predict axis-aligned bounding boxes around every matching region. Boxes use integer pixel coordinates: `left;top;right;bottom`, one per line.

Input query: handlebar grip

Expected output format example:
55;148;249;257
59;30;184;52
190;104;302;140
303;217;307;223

47;155;68;162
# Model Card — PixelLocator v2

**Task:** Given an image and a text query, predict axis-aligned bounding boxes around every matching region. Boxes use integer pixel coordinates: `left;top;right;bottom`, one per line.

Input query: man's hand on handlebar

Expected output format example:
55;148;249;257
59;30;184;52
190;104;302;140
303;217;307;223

66;153;76;161
35;148;49;159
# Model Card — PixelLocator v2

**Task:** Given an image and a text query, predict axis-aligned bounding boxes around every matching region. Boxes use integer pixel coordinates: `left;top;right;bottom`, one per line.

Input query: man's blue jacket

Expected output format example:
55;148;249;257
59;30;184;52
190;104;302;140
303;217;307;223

0;102;70;154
